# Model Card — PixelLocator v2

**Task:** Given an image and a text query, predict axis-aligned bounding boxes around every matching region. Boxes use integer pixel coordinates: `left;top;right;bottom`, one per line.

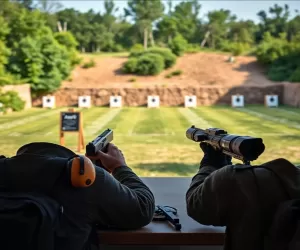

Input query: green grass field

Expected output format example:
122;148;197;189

0;105;299;176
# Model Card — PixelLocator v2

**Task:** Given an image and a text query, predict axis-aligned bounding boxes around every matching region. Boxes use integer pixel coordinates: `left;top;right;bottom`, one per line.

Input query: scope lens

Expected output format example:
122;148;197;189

231;137;265;161
238;138;265;161
220;135;265;161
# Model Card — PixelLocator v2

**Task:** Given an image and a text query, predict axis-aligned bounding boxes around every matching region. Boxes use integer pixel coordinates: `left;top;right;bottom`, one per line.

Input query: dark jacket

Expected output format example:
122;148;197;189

186;158;300;250
0;142;155;250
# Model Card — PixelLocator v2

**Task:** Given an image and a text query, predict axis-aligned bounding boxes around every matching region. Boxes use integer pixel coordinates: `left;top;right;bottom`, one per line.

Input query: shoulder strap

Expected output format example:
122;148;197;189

251;164;295;250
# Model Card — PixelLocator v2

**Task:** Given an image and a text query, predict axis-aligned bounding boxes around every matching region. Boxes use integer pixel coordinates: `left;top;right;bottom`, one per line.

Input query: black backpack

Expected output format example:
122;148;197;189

0;192;64;250
267;199;300;250
252;160;300;250
0;154;99;250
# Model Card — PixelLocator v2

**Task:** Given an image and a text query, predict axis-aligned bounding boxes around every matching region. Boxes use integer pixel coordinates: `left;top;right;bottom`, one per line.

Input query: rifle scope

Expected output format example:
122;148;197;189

186;126;265;162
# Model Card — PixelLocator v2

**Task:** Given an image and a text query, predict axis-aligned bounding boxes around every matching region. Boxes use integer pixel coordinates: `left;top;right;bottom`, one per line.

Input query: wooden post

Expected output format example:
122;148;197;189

80;112;85;149
59;111;65;146
77;111;85;152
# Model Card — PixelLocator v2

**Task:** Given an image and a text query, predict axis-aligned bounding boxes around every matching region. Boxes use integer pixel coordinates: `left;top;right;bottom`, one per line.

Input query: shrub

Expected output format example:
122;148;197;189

135;54;165;76
130;44;145;57
231;42;251;56
219;41;251;55
255;32;293;65
82;59;96;69
129;47;176;69
186;44;202;53
165;69;183;78
125;45;177;75
168;34;188;56
54;31;78;49
112;44;124;52
171;69;182;76
0;91;25;112
263;41;300;82
122;58;138;73
146;48;176;69
128;77;136;82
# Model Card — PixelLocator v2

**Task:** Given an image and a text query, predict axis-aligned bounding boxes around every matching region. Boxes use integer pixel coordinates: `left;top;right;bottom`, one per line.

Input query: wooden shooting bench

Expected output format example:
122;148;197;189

97;177;225;250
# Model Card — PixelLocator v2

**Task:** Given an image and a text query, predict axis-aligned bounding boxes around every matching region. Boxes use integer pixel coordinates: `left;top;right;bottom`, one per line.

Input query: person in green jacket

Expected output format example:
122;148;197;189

186;142;300;250
0;142;155;250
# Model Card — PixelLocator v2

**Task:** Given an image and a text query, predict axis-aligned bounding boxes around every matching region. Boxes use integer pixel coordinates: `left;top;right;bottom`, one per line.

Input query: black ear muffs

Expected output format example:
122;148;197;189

67;155;96;188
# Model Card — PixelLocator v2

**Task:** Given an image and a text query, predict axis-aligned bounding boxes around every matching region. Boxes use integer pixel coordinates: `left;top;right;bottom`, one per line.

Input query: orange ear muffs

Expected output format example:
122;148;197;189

68;155;96;188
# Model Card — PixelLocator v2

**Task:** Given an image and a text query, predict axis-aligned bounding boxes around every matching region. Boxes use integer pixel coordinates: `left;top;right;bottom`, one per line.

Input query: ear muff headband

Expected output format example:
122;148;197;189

79;155;84;175
68;155;96;188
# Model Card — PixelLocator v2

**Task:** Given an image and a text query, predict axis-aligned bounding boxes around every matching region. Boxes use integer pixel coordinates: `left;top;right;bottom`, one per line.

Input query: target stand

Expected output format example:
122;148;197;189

265;95;279;107
185;96;197;108
148;96;160;108
78;96;91;108
43;96;55;109
59;108;84;152
231;95;244;108
110;96;122;108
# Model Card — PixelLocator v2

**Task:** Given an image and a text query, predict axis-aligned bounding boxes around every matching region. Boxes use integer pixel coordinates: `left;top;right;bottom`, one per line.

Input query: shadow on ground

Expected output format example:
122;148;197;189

134;162;199;176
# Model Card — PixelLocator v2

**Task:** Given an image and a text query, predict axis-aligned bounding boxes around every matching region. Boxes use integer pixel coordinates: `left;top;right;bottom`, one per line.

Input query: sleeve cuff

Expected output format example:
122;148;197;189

112;165;132;177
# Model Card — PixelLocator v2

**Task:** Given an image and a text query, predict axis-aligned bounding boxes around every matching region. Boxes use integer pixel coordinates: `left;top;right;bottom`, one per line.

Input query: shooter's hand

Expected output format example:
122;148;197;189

86;143;127;173
199;142;232;169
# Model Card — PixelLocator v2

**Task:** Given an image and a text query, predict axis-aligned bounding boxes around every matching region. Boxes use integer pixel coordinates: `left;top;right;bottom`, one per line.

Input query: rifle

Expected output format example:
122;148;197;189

186;125;265;165
86;129;113;170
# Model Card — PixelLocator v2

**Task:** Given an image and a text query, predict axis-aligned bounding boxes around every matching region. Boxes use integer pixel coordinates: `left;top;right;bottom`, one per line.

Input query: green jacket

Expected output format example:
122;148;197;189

186;158;300;250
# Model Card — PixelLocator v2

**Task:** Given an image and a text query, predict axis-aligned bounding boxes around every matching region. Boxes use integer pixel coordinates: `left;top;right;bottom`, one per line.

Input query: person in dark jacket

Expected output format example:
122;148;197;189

186;142;300;250
0;142;155;250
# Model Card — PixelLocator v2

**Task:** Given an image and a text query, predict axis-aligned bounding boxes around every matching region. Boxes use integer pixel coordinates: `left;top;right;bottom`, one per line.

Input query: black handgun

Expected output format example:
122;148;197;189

86;129;113;172
154;205;182;231
86;129;113;156
186;125;265;165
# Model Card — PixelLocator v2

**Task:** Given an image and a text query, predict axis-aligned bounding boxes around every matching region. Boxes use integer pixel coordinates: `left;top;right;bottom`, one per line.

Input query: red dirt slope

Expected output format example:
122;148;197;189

61;52;276;89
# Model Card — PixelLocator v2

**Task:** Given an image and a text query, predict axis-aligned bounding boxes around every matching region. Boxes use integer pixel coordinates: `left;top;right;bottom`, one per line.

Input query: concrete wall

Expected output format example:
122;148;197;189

32;84;283;107
1;84;32;109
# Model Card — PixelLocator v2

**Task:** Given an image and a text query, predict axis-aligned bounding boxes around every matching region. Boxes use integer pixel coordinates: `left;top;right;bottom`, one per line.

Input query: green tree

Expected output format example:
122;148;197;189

171;0;201;43
228;20;257;44
0;16;12;84
54;31;81;66
5;8;47;48
7;26;73;95
157;16;178;43
205;9;236;49
256;4;290;42
288;15;300;42
125;0;164;49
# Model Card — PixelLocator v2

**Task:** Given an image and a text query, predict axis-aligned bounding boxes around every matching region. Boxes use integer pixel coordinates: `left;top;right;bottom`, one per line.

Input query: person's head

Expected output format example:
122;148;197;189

16;142;77;158
16;142;95;188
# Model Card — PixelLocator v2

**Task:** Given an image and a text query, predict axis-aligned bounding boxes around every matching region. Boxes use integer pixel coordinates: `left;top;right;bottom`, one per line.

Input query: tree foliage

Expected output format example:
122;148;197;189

0;0;300;85
0;2;77;94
